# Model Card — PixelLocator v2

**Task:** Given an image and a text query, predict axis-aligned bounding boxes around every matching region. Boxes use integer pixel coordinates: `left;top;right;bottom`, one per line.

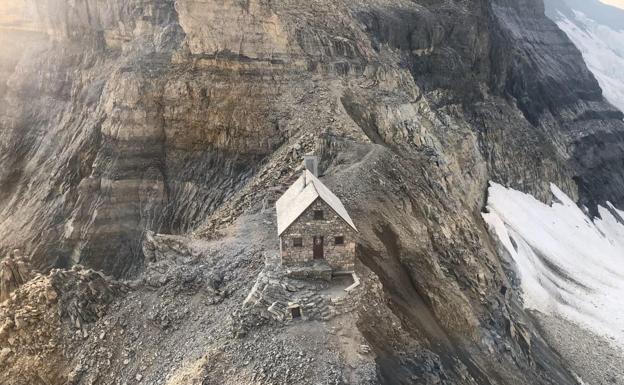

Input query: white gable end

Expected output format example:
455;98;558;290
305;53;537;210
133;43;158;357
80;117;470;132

276;170;357;235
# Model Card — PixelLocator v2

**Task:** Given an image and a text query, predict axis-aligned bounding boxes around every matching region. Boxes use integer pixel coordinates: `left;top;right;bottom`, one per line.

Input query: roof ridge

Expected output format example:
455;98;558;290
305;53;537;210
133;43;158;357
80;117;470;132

307;170;320;195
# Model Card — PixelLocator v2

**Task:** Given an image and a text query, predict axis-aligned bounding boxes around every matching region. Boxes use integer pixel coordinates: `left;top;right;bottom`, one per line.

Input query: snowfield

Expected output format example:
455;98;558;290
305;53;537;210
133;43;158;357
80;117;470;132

483;183;624;348
555;10;624;112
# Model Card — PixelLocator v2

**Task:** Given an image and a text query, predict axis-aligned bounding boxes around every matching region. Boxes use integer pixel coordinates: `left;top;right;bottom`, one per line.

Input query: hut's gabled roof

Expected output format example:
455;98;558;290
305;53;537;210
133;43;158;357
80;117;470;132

276;170;357;235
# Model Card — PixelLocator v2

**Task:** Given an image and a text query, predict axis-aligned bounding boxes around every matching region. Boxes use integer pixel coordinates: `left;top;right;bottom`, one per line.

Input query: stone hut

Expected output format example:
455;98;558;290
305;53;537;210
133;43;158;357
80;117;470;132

276;168;357;275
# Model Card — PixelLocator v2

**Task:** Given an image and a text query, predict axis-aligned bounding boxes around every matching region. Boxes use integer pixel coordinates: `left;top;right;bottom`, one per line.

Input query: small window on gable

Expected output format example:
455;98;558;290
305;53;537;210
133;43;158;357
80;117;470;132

335;236;345;245
314;210;324;220
293;237;303;247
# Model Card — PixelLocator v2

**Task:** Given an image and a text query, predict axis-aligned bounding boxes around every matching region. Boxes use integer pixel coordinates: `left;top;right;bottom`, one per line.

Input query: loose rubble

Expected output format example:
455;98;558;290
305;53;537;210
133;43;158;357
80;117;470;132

0;265;126;384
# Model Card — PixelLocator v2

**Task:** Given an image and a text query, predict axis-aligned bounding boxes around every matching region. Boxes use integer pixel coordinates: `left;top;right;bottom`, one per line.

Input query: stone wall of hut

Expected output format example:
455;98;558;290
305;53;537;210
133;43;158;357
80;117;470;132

280;199;356;272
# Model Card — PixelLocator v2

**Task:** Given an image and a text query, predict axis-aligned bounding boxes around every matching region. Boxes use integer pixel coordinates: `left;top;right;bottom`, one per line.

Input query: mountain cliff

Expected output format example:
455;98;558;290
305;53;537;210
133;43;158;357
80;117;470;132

1;0;624;384
545;0;624;112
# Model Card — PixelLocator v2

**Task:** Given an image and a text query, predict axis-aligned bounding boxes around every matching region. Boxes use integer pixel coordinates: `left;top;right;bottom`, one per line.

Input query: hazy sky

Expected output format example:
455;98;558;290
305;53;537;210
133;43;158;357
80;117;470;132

0;0;39;31
0;0;623;28
601;0;624;8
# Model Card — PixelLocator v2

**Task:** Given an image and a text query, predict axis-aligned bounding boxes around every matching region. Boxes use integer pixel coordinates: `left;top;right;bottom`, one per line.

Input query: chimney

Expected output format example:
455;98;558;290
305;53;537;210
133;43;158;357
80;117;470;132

302;155;319;177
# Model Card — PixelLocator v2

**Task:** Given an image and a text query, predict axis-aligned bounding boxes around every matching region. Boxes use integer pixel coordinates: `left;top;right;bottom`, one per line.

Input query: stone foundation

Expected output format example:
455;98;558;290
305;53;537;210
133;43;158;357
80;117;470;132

286;261;333;282
243;257;361;322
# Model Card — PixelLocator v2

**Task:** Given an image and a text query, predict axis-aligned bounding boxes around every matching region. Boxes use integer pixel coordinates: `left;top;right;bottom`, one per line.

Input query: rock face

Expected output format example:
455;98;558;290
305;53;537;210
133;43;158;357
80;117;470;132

1;0;624;384
544;0;624;113
0;0;283;276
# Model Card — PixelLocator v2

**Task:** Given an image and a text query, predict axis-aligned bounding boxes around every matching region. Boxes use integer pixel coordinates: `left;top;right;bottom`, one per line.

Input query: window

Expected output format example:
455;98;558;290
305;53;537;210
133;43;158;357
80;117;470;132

293;237;303;247
313;210;324;220
335;236;345;245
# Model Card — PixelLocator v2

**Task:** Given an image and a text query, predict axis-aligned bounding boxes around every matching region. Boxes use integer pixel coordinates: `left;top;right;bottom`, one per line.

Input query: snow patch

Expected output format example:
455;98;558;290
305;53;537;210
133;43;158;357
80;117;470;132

555;10;624;112
483;182;624;348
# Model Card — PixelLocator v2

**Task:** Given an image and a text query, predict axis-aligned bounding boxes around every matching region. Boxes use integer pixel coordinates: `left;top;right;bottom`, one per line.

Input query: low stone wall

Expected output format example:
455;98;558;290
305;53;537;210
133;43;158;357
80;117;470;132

243;264;362;323
286;264;333;282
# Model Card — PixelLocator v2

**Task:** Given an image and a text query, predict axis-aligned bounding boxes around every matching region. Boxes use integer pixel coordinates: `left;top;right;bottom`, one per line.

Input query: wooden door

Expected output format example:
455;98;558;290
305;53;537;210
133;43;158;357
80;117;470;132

313;236;324;259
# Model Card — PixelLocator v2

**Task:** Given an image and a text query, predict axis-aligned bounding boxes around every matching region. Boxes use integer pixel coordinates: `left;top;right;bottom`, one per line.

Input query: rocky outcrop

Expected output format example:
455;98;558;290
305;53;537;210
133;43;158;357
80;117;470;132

0;266;125;385
0;253;32;302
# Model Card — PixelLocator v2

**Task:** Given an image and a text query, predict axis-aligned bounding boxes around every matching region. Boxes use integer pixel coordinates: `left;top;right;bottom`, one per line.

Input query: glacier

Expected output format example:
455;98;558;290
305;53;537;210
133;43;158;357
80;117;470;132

483;182;624;348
